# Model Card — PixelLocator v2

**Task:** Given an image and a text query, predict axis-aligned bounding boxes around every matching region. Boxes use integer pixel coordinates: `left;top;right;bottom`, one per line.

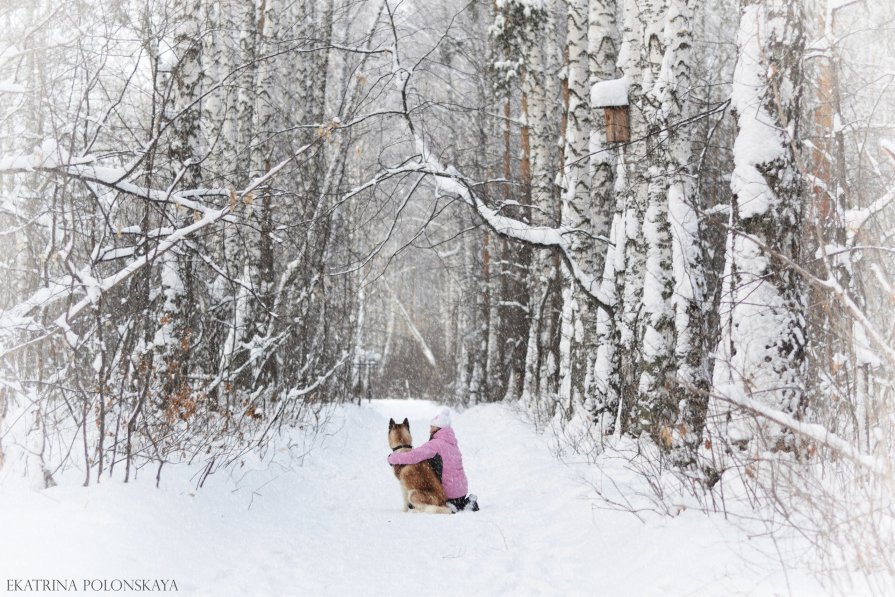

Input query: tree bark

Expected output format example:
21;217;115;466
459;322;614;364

712;0;807;451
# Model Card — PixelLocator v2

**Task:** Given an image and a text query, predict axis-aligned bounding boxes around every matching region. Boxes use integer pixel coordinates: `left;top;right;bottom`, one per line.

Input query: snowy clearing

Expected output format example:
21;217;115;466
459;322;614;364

0;399;833;596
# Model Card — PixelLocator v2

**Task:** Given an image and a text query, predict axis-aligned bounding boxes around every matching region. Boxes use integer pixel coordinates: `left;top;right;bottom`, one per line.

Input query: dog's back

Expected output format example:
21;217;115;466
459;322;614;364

388;418;450;514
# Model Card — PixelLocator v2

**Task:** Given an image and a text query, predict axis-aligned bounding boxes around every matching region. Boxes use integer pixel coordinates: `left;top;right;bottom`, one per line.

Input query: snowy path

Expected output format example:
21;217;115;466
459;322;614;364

0;400;824;596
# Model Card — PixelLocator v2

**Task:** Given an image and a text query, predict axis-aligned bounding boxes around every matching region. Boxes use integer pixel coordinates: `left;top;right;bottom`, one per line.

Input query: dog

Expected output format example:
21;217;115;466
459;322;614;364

388;418;451;514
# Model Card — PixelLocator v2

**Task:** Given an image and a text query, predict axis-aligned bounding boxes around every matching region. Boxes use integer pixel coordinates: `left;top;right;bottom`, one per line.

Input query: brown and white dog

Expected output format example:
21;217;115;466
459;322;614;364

388;418;451;514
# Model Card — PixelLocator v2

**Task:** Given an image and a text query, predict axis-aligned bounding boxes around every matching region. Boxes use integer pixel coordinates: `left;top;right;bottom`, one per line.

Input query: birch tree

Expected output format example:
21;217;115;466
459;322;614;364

711;0;807;451
556;0;593;418
594;0;674;440
586;0;624;436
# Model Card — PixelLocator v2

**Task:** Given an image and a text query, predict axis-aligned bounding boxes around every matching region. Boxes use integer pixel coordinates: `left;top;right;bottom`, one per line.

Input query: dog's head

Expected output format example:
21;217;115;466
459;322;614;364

388;418;412;449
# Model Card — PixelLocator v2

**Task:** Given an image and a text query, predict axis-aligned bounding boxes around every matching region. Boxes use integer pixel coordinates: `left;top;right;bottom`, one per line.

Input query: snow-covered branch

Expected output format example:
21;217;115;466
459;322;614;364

0;142;312;223
422;162;615;316
51;203;235;347
382;6;614;316
0;153;299;352
715;216;895;371
713;383;889;477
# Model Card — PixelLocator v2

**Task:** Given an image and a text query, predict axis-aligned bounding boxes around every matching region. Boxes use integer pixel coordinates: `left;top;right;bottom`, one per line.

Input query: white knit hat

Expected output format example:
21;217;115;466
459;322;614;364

431;407;452;428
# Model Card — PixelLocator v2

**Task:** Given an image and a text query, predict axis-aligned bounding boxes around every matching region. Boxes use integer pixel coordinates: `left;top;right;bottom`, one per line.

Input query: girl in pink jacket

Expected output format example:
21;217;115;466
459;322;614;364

387;408;479;512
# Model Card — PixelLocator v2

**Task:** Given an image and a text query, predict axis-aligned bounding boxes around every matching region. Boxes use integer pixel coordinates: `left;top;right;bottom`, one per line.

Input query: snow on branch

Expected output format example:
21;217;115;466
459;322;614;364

841;187;895;238
840;140;895;238
0;81;26;94
2;144;235;222
385;280;437;368
713;383;889;477
0;153;298;353
381;13;614;315
722;221;895;371
255;351;352;447
418;155;614;316
51;203;235;346
881;139;895;164
416;145;613;315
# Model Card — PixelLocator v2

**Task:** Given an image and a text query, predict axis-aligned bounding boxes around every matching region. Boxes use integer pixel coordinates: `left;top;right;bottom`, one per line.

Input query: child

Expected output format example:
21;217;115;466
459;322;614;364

387;407;479;512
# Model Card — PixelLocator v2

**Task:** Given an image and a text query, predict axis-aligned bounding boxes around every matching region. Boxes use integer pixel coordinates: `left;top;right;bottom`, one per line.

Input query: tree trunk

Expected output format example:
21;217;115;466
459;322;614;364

557;0;593;418
712;0;807;451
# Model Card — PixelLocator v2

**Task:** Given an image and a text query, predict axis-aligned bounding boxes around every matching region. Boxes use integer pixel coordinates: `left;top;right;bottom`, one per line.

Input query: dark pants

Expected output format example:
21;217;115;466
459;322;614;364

447;495;479;512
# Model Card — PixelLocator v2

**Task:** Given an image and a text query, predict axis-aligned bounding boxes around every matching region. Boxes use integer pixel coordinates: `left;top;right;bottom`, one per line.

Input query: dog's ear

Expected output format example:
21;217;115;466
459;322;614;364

402;417;409;428
389;418;396;429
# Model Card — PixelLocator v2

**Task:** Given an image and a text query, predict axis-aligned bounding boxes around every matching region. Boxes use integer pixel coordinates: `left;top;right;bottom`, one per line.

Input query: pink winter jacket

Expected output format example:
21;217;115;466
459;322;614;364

387;427;469;499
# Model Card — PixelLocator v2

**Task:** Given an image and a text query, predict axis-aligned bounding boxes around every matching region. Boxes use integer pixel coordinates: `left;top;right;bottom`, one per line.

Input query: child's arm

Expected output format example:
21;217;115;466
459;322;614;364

388;441;438;465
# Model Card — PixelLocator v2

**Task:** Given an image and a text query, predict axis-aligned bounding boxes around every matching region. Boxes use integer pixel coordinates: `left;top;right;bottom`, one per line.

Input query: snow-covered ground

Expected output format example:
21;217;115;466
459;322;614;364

1;399;833;595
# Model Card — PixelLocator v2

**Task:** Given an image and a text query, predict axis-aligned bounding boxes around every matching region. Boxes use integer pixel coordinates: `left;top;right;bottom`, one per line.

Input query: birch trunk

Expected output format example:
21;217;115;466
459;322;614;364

661;0;712;463
557;0;593;418
159;0;204;399
249;0;279;388
712;0;807;451
633;0;694;445
522;6;561;412
588;0;619;255
613;0;666;434
584;0;621;432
